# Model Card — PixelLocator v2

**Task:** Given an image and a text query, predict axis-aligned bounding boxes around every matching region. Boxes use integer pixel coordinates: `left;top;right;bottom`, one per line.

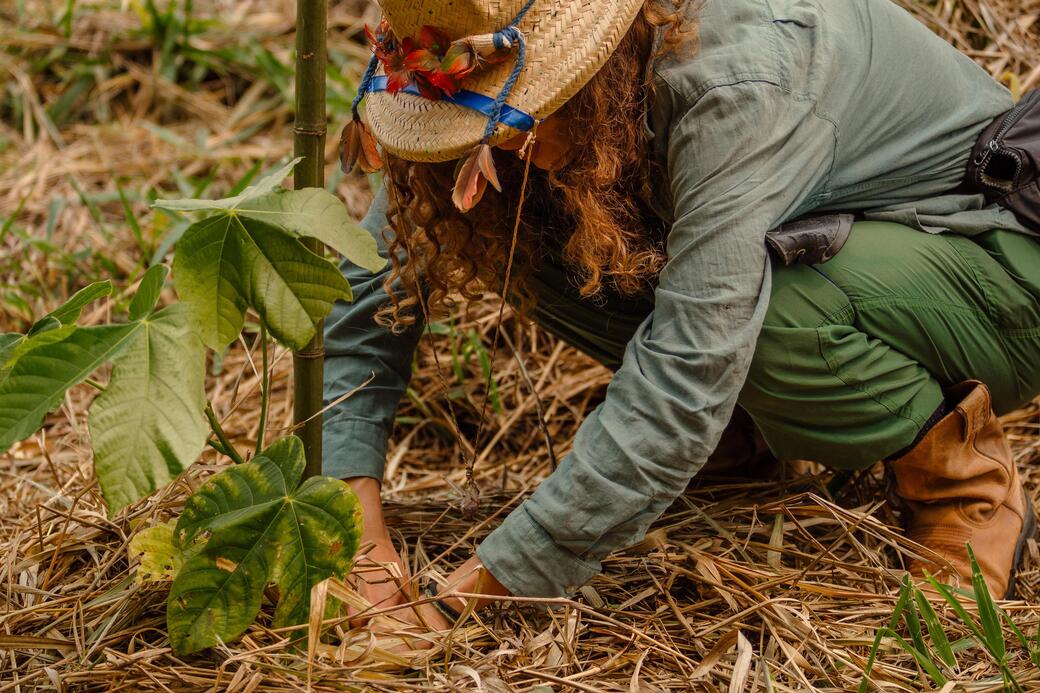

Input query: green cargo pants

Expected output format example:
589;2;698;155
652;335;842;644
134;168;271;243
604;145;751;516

739;221;1040;470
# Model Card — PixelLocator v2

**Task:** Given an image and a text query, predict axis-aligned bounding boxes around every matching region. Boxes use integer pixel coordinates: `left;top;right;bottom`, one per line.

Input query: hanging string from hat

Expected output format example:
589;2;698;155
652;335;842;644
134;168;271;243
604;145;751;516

466;126;538;510
381;125;538;517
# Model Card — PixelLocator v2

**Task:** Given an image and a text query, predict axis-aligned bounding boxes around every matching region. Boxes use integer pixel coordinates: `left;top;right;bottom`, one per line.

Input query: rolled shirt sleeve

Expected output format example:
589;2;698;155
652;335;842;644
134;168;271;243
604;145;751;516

322;185;424;481
476;81;838;597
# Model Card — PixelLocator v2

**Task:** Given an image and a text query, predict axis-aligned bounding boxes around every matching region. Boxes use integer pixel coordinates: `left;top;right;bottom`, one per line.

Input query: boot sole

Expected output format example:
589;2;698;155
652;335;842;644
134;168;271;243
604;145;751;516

1005;488;1037;600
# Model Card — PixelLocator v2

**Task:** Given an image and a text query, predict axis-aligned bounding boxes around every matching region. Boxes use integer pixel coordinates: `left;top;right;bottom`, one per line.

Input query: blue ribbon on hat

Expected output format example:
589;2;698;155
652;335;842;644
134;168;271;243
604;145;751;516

365;76;536;132
351;0;539;143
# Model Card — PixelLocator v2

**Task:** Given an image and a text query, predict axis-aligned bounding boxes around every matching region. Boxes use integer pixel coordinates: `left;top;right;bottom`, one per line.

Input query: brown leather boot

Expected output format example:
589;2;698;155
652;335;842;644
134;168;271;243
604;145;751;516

890;381;1035;598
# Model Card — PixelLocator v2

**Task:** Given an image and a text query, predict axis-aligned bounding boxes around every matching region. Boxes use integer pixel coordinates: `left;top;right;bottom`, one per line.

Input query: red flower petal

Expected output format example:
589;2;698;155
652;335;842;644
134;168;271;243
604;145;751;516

404;48;440;73
418;25;451;54
386;70;412;93
413;75;443;101
427;70;460;96
441;42;476;78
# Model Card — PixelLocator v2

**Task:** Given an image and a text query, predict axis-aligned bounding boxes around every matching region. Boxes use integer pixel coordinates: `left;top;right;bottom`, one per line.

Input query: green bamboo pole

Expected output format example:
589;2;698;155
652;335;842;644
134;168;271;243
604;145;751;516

293;0;328;478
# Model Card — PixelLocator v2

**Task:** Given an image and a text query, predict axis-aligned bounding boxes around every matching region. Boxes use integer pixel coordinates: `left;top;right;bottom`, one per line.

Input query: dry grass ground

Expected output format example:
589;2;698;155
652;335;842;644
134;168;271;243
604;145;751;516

1;0;1039;690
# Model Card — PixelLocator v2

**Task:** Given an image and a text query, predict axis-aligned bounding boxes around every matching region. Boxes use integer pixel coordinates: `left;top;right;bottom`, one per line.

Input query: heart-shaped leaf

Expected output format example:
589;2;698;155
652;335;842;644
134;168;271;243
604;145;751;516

167;436;362;655
236;189;385;273
173;214;352;350
90;304;208;515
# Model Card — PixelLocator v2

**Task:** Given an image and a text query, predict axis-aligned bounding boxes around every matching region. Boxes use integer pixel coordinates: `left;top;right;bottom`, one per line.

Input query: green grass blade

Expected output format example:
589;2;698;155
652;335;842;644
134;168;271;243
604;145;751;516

902;585;928;657
887;628;948;687
913;587;956;667
967;544;1005;661
858;578;912;693
923;571;993;657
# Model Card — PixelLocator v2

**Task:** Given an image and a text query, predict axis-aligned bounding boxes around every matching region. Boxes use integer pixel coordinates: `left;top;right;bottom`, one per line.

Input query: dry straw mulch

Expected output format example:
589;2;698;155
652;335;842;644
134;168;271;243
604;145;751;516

2;0;1040;691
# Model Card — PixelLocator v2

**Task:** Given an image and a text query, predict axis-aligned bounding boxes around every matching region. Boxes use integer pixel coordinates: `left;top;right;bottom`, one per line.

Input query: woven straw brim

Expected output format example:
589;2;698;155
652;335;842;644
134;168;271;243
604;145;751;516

362;0;645;163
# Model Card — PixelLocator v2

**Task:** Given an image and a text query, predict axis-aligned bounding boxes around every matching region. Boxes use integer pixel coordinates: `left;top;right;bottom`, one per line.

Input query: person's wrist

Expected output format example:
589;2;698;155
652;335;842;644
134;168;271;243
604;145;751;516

345;476;392;544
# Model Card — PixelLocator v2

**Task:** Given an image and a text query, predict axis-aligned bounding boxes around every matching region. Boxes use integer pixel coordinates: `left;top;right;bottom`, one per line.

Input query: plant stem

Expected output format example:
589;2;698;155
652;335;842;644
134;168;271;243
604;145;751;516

84;377;106;392
255;324;270;456
292;0;328;478
205;404;246;465
206;438;232;457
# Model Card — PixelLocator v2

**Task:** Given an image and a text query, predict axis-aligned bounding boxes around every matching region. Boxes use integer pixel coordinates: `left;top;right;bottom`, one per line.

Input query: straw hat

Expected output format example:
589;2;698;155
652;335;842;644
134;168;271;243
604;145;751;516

354;0;645;163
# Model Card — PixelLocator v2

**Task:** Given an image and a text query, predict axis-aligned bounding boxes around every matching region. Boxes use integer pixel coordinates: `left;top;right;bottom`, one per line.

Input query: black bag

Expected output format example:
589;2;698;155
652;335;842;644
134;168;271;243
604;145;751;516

965;89;1040;231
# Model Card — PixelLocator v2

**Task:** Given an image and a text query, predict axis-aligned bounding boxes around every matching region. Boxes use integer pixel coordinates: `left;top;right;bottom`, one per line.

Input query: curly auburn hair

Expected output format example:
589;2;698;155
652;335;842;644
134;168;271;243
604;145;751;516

377;2;697;329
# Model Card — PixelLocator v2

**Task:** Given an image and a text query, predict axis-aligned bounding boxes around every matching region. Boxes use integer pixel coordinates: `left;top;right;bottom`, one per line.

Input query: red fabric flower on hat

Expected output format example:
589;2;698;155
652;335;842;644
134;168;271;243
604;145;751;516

365;21;514;100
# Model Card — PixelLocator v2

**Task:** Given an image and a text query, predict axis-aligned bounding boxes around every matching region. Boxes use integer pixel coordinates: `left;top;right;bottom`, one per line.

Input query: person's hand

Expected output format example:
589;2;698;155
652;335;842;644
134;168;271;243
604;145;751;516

395;555;513;629
344;477;411;624
350;534;411;621
341;478;514;644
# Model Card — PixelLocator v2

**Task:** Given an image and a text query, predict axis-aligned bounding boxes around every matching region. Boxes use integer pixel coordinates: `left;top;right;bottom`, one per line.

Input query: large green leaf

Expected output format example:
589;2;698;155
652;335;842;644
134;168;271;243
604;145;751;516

152;158;301;212
153;158;381;277
0;323;138;453
173;214;352;350
89;305;207;515
167;437;362;655
236;189;385;273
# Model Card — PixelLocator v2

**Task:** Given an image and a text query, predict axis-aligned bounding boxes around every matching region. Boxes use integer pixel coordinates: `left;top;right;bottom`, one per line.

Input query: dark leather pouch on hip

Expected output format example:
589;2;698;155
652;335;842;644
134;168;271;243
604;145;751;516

765;213;854;266
965;89;1040;231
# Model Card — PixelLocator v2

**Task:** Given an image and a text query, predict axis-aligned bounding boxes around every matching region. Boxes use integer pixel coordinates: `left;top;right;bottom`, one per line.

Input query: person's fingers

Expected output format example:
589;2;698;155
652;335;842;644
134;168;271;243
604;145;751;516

365;603;451;655
391;599;453;631
345;549;413;625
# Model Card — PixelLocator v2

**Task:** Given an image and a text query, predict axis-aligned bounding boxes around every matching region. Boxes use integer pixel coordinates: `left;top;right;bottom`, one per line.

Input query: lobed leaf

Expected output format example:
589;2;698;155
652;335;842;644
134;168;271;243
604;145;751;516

44;280;113;326
173;214;351;350
153;158;301;212
0;323;138;453
130;521;203;583
1;280;114;388
89;305;208;515
236;188;385;273
0;333;20;367
167;436;362;655
128;264;170;321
